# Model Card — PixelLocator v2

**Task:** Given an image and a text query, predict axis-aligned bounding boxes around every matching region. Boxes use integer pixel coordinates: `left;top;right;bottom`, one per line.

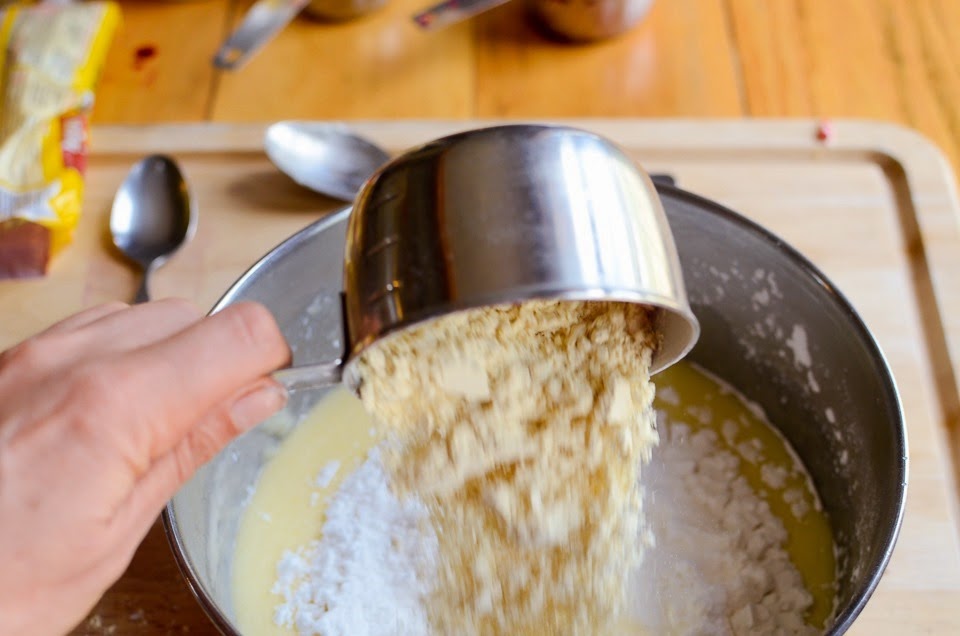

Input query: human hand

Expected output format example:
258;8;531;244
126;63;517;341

0;299;290;635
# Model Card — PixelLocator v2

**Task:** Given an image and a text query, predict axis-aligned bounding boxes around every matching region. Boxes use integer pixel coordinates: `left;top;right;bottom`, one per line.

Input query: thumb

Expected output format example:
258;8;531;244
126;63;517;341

120;379;287;531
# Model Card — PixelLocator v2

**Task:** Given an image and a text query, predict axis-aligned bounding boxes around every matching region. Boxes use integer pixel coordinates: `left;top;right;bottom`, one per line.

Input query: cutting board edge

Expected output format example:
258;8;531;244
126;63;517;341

89;118;960;387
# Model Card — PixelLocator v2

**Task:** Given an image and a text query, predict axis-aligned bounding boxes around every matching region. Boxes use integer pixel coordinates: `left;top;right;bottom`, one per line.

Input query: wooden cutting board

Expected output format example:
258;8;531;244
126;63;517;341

2;120;959;635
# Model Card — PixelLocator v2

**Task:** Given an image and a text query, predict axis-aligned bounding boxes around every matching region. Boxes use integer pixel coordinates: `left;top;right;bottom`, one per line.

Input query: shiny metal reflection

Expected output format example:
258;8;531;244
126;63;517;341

275;124;700;392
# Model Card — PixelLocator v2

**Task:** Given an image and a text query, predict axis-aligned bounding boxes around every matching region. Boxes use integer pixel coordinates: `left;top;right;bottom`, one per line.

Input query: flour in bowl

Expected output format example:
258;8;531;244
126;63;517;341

272;448;437;636
629;421;817;635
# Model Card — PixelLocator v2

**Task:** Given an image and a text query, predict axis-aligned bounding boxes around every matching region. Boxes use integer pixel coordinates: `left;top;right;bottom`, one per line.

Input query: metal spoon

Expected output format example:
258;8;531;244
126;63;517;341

110;155;197;303
412;0;512;31
213;0;309;71
264;121;391;201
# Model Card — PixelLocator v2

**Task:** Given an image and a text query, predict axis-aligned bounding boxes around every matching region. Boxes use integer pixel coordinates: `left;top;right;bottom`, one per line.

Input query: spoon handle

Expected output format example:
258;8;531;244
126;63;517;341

412;0;512;30
134;271;151;304
213;0;308;70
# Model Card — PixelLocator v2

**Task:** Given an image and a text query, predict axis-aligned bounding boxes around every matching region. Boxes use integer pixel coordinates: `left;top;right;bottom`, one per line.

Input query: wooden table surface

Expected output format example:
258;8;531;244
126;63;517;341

97;0;960;178
51;0;960;632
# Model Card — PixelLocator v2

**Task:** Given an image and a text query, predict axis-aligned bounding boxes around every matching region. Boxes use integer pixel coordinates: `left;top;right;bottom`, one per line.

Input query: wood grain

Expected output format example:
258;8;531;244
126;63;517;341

473;0;744;117
95;0;231;123
2;120;952;634
87;0;960;184
71;521;210;635
725;0;960;179
211;0;474;120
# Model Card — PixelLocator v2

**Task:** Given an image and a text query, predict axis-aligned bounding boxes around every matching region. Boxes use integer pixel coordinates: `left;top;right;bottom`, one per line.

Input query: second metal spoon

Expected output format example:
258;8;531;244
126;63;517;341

110;155;197;303
264;121;391;202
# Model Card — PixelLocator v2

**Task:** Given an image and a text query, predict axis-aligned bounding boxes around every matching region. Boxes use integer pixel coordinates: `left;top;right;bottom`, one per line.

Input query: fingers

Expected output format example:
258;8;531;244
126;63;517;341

119;378;287;528
9;302;130;376
76;298;203;354
2;300;204;384
115;302;290;460
0;299;290;636
37;302;130;337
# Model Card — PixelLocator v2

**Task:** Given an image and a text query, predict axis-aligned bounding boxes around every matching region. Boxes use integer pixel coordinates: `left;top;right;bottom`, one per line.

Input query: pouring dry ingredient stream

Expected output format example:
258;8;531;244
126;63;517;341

353;300;661;633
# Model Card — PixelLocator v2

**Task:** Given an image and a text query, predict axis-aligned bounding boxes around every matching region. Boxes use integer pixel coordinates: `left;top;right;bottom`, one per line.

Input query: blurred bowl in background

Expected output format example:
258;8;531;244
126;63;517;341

305;0;387;21
527;0;654;41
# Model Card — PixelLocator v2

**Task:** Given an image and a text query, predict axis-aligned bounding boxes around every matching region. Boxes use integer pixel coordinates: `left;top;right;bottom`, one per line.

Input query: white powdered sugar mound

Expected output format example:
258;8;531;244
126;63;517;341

270;415;819;636
629;419;816;635
272;449;438;636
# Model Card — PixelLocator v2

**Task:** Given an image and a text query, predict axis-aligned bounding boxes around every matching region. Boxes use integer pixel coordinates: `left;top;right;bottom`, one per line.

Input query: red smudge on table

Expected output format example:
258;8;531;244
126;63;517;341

133;44;158;71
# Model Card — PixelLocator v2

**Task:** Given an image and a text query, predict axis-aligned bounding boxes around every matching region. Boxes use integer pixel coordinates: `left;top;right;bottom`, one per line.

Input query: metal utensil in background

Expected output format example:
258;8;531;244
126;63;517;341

412;0;652;36
264;121;391;201
412;0;512;30
214;0;388;71
110;155;197;303
213;0;309;71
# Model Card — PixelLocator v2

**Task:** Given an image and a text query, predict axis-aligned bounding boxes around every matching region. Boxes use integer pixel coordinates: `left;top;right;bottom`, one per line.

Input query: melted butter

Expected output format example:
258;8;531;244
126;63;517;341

653;363;837;629
232;363;836;634
232;388;374;636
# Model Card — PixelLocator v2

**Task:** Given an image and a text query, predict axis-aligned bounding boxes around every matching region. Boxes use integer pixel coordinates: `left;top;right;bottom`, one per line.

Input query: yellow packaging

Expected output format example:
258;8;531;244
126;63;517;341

0;2;120;278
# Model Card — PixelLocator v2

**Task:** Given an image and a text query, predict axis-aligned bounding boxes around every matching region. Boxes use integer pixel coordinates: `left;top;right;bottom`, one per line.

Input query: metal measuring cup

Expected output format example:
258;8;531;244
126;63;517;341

272;124;699;392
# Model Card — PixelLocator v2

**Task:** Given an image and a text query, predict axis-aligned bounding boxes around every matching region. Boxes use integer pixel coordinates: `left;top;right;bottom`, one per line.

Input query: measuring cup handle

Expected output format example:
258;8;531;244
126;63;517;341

272;359;344;393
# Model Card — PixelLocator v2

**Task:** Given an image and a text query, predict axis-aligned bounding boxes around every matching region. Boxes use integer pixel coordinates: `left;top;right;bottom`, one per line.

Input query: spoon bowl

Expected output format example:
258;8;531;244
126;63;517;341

264;121;391;202
110;155;196;303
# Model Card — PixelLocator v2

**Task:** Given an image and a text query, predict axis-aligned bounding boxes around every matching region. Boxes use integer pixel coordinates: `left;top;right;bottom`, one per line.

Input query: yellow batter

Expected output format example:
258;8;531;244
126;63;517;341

232;362;836;635
232;390;375;636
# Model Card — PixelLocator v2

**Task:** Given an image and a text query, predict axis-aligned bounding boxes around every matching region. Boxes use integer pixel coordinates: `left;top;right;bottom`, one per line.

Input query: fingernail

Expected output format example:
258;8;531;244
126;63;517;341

231;382;288;431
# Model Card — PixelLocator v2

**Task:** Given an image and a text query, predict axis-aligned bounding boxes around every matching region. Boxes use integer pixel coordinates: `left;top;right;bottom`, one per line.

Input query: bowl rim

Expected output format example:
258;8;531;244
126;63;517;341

658;184;908;634
163;183;908;636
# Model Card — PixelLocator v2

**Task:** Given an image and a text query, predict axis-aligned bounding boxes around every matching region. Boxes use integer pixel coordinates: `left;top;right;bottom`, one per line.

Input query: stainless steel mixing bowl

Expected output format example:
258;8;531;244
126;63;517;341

275;125;699;392
164;184;907;635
